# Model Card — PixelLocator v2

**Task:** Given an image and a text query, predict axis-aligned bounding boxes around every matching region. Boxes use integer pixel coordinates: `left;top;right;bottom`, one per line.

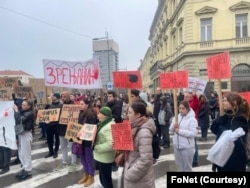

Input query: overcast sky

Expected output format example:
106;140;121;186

0;0;157;78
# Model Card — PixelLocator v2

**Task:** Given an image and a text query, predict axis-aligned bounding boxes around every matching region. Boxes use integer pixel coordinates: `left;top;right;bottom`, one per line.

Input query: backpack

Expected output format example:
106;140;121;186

135;127;161;160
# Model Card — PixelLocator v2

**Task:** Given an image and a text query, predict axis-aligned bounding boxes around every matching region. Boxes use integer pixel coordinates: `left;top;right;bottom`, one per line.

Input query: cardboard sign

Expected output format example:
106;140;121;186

14;86;33;99
77;123;97;142
43;58;103;89
113;71;142;89
36;108;61;123
0;87;12;101
0;77;18;88
160;70;188;89
111;122;133;151
239;92;250;105
206;51;231;79
65;121;82;144
59;104;81;124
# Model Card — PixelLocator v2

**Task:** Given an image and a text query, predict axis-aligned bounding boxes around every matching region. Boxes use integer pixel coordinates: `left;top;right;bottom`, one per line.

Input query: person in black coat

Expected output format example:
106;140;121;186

210;92;249;172
198;94;210;141
13;99;35;180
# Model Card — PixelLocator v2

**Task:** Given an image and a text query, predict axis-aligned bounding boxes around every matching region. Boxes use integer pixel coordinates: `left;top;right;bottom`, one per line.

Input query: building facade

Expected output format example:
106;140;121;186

139;0;250;94
92;37;119;90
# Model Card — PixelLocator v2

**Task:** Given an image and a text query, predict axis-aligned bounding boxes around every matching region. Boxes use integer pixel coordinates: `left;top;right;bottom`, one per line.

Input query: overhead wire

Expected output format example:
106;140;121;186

0;5;93;39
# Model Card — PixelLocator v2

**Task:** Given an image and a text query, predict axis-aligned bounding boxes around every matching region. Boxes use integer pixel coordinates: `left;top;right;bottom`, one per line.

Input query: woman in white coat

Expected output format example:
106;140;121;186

169;100;198;171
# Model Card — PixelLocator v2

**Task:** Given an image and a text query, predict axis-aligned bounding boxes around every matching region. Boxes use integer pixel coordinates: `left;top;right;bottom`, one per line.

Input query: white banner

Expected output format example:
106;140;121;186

0;101;17;150
43;58;103;89
184;77;208;95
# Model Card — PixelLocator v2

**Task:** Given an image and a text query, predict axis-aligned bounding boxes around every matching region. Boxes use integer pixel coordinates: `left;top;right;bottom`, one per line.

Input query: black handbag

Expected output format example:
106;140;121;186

15;117;25;135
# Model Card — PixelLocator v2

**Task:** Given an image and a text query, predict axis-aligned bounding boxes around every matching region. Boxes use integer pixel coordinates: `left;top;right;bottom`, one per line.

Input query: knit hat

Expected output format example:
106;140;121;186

53;93;61;99
99;107;112;117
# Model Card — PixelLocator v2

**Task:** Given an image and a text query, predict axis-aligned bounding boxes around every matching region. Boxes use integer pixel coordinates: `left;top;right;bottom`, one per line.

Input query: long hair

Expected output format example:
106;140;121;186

82;98;97;119
225;92;250;119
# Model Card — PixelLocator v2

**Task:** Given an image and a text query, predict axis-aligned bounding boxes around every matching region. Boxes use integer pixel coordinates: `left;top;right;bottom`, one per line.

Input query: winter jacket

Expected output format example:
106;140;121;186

210;111;248;171
14;109;35;131
123;118;156;188
93;120;116;163
169;109;198;149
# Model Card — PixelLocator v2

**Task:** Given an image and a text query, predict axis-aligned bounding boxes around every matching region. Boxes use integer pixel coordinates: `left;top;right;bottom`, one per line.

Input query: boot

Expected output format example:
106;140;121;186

15;169;25;178
16;170;32;181
78;173;88;184
84;175;94;187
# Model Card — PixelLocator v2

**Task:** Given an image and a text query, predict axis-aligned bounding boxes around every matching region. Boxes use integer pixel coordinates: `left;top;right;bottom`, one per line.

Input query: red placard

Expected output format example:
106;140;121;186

206;51;231;79
111;121;133;151
113;71;142;89
239;92;250;105
160;70;188;89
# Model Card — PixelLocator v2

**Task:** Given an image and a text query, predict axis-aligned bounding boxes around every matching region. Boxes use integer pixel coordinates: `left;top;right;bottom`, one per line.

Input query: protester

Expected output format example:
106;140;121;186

210;92;249;172
169;100;198;171
158;96;173;148
153;87;162;139
106;90;122;172
13;99;35;180
198;94;210;141
184;91;199;167
77;99;98;187
122;101;156;188
56;91;77;172
44;93;62;159
209;92;218;120
130;89;140;103
93;107;116;188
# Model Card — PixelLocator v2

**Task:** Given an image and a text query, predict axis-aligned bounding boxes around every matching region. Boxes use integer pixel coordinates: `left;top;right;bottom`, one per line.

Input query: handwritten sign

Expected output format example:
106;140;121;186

113;71;142;89
65;121;82;144
111;122;133;151
160;70;188;89
206;51;231;79
183;77;208;94
14;86;33;99
0;77;18;88
239;92;250;105
43;59;102;89
59;104;81;125
36;108;61;123
0;87;12;101
77;123;97;142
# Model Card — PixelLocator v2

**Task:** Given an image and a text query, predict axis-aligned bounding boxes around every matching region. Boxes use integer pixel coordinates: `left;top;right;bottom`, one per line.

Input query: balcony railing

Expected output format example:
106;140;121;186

235;37;250;45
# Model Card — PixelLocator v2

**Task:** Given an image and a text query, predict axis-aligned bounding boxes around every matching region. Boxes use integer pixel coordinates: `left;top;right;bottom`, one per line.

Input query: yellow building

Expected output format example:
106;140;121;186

140;0;250;94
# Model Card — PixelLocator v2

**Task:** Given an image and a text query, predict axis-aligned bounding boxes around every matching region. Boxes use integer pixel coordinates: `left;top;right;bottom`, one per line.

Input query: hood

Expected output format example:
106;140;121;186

139;92;149;103
142;118;156;135
179;108;196;119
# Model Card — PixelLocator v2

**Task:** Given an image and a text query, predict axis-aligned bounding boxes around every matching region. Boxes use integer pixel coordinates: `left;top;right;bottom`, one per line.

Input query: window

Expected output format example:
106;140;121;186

201;18;212;41
236;14;248;38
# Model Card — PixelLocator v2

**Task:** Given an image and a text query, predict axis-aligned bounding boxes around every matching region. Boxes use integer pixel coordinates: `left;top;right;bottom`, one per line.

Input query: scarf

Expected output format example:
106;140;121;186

96;117;113;133
93;117;113;149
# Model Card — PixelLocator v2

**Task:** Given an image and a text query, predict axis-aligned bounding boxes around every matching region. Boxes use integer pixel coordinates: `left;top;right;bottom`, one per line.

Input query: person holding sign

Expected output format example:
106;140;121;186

13;99;35;181
77;99;98;187
210;92;249;172
169;100;198;172
122;101;156;188
93;107;116;188
44;93;62;159
56;91;76;171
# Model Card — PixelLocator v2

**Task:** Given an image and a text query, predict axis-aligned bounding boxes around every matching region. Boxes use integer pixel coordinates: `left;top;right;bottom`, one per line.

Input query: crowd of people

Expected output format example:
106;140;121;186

0;88;250;187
